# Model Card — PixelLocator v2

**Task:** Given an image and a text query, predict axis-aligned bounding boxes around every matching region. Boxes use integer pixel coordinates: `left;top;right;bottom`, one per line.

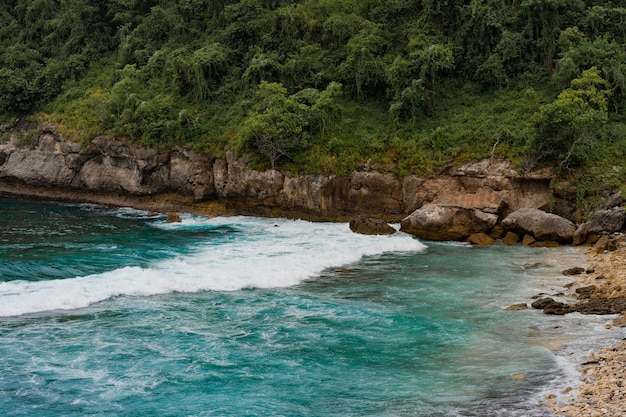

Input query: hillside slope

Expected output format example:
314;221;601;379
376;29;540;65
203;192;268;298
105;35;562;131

1;0;626;183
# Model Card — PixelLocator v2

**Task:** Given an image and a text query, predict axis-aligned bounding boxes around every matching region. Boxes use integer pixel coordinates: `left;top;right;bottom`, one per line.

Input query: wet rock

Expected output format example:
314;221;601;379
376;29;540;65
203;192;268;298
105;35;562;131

166;212;182;223
530;240;559;248
521;234;536;246
543;300;574;315
502;231;520;246
349;217;396;235
574;297;626;315
531;297;573;315
467;233;495;245
563;267;586;276
575;285;598;299
531;297;558;309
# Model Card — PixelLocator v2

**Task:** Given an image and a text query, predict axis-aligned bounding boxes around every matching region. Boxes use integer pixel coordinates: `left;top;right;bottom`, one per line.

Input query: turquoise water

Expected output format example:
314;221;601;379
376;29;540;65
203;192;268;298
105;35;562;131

0;198;614;416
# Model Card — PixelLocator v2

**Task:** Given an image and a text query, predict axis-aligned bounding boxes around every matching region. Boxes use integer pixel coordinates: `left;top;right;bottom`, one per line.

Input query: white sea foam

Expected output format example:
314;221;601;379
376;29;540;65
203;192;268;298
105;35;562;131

0;217;426;317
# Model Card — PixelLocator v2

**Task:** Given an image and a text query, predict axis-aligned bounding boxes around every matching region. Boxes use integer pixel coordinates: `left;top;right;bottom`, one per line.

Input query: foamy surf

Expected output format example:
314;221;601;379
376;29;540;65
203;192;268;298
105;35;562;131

0;217;426;317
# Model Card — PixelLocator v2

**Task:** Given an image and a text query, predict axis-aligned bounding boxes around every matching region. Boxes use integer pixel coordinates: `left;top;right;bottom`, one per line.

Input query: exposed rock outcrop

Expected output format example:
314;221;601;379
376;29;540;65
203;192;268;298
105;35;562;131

0;126;561;237
501;208;576;243
398;159;553;241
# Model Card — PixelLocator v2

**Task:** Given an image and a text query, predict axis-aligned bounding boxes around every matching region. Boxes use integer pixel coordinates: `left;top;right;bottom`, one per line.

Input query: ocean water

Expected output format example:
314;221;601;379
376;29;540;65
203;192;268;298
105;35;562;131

0;197;619;416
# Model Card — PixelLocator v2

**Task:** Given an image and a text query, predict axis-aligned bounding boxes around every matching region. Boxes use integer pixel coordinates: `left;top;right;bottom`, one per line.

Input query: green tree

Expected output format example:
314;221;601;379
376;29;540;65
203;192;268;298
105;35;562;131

520;0;582;74
554;29;626;112
337;20;388;98
242;81;342;169
242;81;309;170
0;68;34;113
534;66;610;167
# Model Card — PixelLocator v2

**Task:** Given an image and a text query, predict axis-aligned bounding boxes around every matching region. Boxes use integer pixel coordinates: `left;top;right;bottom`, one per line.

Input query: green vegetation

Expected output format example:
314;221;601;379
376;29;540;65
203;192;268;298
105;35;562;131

2;0;626;179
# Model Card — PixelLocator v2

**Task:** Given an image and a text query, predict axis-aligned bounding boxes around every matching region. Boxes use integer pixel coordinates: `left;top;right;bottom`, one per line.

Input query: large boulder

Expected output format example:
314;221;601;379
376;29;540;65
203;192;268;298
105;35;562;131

573;206;625;245
501;208;576;243
400;204;498;241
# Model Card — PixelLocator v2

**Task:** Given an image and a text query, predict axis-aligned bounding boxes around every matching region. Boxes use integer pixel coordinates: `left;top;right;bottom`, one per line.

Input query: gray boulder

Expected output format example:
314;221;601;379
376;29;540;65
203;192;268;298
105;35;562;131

501;208;575;243
400;204;498;241
573;206;625;245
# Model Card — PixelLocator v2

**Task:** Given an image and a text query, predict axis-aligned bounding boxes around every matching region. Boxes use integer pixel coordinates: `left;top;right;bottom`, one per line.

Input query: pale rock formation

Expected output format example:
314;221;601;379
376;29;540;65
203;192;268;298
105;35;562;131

502;207;576;243
400;204;498;241
0;126;567;237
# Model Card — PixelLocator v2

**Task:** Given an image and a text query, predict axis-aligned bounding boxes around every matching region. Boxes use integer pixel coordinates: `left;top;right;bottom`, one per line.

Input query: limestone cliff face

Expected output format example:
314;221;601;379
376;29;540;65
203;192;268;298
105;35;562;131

0;127;552;221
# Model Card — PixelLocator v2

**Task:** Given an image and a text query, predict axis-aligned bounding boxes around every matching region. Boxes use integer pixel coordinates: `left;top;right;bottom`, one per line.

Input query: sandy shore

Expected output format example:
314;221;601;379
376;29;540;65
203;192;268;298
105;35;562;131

546;244;626;417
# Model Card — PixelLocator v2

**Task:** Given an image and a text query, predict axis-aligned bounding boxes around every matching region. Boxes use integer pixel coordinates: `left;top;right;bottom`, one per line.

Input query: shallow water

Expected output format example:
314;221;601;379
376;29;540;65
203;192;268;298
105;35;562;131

0;198;618;416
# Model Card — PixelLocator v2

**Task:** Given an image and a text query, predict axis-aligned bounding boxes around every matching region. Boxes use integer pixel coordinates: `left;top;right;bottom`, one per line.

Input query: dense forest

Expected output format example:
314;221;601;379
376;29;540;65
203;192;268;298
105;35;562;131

1;0;626;182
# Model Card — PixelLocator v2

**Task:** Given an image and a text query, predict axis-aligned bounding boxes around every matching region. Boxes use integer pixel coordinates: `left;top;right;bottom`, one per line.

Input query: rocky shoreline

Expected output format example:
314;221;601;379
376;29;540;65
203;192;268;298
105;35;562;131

4;185;625;416
3;123;624;242
4;125;626;416
1;124;560;231
537;243;626;417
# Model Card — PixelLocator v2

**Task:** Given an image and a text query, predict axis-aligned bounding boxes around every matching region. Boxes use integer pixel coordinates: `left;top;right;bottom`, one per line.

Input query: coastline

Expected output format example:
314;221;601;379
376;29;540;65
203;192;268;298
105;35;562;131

0;179;359;223
3;185;626;415
546;245;626;416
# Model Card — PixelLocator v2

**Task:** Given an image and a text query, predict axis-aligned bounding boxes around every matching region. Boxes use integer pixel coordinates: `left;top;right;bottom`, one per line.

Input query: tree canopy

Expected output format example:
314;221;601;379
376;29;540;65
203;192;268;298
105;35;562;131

1;0;626;177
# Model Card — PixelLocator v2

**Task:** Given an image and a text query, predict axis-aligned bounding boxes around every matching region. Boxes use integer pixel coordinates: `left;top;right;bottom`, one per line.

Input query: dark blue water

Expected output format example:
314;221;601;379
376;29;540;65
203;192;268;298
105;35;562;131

0;198;614;416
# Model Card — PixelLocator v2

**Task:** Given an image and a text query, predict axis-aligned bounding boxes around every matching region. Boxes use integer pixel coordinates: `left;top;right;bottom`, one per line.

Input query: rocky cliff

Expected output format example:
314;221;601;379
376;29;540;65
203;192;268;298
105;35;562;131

0;126;555;222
